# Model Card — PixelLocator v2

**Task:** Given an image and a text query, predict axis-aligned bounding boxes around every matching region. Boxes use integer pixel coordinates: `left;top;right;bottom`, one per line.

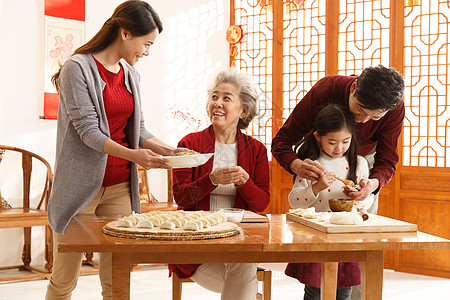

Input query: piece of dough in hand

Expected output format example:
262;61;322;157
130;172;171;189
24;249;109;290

330;212;364;225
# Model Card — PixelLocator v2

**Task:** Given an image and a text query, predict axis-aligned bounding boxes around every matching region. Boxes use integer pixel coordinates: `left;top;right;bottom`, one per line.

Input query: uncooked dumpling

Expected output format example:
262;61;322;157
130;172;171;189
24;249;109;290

168;217;183;228
206;216;219;226
330;212;364;225
200;218;211;228
136;220;154;228
160;221;176;230
148;216;163;226
192;219;204;230
116;219;133;227
214;212;227;223
183;221;200;231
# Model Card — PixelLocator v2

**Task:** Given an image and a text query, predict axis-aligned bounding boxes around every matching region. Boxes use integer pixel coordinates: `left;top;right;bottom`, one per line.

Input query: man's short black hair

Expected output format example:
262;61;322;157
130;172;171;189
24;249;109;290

354;64;405;111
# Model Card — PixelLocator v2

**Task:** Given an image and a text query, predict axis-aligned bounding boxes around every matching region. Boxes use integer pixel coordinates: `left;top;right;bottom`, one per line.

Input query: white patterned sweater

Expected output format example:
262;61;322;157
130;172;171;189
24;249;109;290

288;153;374;212
210;142;238;210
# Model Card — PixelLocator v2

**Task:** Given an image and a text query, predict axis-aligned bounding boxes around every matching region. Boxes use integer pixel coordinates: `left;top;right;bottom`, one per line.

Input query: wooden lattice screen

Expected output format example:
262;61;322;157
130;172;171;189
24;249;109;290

337;0;390;75
232;0;450;278
233;0;450;167
234;1;274;147
282;0;326;119
403;1;450;167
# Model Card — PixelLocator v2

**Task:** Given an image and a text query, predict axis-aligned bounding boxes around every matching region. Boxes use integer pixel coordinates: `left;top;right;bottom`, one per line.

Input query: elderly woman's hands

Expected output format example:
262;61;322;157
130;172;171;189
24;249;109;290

209;166;249;187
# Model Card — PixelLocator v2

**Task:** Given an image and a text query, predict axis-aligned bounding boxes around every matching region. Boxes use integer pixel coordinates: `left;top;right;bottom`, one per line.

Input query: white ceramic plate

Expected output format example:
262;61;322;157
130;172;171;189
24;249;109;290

214;208;245;223
164;153;214;168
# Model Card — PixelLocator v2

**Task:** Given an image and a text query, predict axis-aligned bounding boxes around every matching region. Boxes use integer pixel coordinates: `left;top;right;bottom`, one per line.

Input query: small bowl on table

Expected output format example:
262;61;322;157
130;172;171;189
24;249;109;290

328;199;355;212
215;208;245;223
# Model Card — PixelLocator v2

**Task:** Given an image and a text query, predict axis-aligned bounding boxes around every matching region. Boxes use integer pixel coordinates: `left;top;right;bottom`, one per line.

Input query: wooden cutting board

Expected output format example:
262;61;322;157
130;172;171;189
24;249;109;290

286;212;417;233
241;211;269;223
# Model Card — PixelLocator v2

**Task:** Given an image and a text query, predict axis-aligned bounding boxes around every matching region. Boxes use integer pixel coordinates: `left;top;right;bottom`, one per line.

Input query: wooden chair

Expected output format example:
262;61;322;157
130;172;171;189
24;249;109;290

138;164;157;202
165;168;272;299
172;267;272;300
140;169;178;213
0;145;53;281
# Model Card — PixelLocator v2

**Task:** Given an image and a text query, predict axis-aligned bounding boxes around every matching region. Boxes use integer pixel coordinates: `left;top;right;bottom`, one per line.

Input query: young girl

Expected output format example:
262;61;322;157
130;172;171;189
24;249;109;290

286;104;373;300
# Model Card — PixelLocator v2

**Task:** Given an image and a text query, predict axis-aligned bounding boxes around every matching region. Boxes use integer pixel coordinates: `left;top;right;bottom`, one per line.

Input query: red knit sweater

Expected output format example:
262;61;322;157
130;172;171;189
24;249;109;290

94;57;134;187
272;75;405;193
172;126;270;212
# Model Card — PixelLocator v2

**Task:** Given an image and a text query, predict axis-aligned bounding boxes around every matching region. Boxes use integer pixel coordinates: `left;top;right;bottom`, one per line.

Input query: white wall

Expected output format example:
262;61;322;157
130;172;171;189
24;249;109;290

87;0;229;202
0;0;228;269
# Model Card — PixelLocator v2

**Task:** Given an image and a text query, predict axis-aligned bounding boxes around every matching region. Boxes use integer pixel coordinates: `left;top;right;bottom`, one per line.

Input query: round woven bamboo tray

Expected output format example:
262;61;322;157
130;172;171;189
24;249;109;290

102;221;241;240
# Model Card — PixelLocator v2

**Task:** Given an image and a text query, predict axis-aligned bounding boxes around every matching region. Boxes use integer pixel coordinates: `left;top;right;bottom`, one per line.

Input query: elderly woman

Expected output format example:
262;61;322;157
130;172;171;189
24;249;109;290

168;68;270;300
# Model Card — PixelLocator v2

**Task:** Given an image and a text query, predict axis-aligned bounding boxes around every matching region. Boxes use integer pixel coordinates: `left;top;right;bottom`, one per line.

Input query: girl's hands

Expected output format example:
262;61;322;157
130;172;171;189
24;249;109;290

209;166;249;186
312;172;336;196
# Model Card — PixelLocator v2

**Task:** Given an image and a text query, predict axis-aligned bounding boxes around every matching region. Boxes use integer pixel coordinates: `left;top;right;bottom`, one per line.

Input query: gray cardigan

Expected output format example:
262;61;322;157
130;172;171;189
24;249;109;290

47;53;153;234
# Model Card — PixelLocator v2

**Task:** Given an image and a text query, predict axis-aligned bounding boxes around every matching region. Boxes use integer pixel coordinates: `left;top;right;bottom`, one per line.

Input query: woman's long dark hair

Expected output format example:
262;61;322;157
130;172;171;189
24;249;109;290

294;104;359;183
51;0;163;92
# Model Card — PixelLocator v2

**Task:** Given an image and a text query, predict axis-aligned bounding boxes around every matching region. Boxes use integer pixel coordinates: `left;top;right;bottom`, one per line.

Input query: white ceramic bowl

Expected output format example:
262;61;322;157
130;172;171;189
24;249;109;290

163;153;214;168
215;208;245;223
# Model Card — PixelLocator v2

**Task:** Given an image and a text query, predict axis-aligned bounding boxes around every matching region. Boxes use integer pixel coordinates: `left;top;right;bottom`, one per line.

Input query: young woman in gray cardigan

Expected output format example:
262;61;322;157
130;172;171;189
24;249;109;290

45;2;185;299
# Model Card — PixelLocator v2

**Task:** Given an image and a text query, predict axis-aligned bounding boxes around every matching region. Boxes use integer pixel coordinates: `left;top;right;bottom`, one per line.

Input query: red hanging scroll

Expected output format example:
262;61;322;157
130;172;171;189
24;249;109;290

43;0;85;119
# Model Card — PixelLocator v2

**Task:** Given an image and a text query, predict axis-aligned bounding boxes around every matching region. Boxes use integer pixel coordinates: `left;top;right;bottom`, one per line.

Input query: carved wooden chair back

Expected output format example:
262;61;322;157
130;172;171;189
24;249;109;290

0;145;53;281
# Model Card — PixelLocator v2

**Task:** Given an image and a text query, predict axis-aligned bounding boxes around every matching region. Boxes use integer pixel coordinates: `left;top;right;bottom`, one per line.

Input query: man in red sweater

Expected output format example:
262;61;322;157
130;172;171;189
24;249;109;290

272;65;405;213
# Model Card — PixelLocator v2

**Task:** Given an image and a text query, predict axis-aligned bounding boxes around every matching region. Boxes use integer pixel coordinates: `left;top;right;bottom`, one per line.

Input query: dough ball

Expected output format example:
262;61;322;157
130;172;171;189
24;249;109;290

330;212;364;225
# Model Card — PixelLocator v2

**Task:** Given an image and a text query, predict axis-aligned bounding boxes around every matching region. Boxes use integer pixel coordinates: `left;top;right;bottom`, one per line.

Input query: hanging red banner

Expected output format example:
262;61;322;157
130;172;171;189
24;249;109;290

43;0;85;120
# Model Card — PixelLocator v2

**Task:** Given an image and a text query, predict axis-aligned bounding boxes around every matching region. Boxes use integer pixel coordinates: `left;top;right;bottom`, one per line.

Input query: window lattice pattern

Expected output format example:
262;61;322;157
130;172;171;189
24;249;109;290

283;0;326;120
234;0;273;146
338;0;391;75
403;1;450;167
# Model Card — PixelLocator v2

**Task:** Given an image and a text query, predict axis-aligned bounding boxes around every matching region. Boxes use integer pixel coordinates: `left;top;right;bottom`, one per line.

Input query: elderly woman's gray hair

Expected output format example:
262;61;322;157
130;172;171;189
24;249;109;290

207;68;259;129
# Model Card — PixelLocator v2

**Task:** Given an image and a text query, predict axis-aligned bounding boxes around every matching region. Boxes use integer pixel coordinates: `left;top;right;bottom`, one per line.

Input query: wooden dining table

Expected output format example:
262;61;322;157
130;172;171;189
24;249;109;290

58;214;450;300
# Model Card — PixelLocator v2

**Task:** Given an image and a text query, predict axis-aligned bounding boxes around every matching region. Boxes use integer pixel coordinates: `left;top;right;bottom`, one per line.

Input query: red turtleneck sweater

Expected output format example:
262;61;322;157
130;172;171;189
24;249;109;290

94;56;134;187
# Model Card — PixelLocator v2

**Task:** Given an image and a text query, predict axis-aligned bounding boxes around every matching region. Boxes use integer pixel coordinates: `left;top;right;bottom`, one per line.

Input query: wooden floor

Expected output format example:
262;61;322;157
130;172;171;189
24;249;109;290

0;263;449;299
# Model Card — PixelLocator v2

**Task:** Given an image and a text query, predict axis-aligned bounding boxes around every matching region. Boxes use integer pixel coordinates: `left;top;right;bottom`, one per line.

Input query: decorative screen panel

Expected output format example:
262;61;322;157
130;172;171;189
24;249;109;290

403;1;450;167
234;1;273;147
338;0;391;75
283;0;326;120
